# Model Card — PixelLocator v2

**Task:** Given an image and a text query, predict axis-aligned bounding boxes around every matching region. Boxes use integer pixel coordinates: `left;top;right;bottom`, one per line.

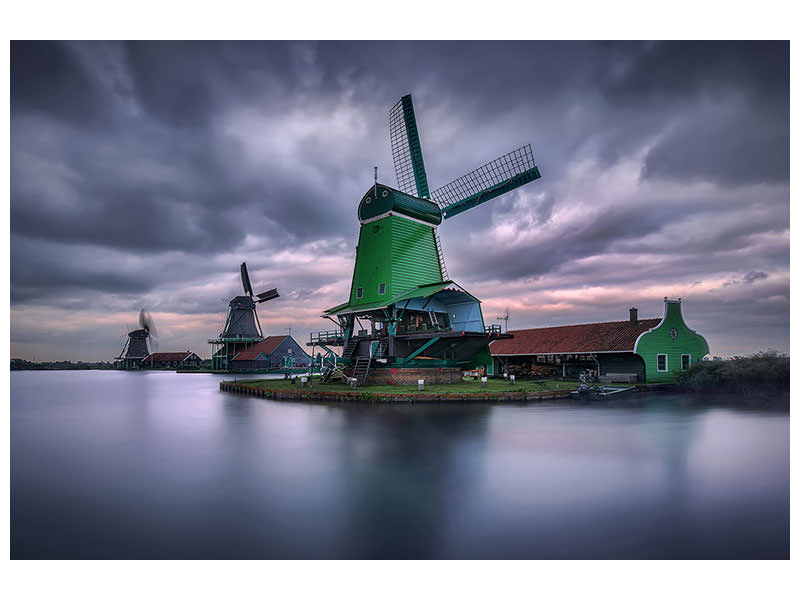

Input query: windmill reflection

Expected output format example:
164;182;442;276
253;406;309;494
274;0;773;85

333;403;492;559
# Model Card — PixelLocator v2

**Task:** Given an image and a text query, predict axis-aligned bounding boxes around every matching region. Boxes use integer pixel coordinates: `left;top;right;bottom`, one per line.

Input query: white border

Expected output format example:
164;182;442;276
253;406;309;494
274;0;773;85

633;298;671;354
360;211;439;228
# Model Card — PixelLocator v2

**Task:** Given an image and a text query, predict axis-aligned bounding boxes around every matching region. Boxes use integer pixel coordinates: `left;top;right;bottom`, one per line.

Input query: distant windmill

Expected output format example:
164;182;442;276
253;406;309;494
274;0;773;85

209;262;279;370
116;309;158;369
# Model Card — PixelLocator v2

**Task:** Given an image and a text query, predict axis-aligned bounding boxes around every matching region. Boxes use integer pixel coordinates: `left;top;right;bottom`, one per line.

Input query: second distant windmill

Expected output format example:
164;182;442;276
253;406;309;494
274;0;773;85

209;262;279;370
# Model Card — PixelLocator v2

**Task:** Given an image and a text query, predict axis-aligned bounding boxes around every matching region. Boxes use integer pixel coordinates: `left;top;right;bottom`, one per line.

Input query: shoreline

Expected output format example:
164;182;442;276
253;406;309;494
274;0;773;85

219;379;788;408
219;380;574;402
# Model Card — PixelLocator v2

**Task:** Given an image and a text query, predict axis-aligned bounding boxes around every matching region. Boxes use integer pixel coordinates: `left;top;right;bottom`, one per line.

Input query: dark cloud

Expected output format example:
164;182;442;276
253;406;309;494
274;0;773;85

744;271;769;284
642;103;789;185
607;41;790;186
9;41;789;360
11;41;113;125
603;41;788;105
724;271;770;287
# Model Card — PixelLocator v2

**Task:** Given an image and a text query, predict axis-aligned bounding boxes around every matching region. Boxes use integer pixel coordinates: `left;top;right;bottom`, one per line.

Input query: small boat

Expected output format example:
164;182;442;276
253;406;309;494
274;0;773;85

571;384;636;401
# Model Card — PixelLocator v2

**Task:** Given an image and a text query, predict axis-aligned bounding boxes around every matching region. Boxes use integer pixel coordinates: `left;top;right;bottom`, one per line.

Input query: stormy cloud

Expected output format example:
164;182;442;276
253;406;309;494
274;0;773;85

10;41;789;360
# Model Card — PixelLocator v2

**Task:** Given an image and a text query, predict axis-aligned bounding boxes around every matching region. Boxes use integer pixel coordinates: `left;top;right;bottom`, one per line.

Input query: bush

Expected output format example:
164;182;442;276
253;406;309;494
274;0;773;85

676;351;789;392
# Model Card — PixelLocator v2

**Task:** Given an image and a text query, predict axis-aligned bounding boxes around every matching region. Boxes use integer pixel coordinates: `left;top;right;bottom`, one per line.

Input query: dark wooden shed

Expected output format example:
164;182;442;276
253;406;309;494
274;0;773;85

229;335;312;371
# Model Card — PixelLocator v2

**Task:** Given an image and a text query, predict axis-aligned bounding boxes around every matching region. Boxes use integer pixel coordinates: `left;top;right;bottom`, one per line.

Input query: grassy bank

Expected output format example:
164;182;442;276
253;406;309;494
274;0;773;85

235;376;579;396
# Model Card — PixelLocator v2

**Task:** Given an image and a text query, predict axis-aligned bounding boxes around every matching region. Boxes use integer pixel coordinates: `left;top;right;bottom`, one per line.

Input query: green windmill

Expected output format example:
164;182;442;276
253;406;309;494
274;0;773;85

311;94;542;384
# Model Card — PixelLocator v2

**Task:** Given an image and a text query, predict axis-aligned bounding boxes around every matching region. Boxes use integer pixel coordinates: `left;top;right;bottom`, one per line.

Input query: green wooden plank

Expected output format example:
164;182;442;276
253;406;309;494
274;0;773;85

401;95;430;198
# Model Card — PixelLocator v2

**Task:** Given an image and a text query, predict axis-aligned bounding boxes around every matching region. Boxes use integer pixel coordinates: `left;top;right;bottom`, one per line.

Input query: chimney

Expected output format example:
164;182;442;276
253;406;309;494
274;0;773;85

629;307;638;324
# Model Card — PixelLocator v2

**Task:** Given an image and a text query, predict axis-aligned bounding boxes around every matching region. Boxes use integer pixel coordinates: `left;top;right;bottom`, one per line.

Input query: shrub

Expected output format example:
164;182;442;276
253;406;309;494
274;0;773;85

676;351;789;392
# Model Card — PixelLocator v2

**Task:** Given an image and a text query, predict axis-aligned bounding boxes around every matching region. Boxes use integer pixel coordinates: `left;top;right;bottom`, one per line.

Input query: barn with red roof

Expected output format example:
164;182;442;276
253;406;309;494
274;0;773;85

485;299;710;383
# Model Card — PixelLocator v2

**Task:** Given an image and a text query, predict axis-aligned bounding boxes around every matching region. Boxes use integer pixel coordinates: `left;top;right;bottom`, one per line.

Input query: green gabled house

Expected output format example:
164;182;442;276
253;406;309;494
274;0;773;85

634;298;710;383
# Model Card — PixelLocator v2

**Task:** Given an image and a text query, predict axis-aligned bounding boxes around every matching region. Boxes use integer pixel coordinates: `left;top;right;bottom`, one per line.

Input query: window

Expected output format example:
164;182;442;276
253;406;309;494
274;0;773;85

681;354;691;370
356;287;363;299
378;282;386;295
657;354;668;372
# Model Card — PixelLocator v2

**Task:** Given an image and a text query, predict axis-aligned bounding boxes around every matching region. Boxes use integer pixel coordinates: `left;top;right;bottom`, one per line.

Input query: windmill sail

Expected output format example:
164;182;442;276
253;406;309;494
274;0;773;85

389;95;430;198
240;262;254;297
255;288;279;303
430;144;541;219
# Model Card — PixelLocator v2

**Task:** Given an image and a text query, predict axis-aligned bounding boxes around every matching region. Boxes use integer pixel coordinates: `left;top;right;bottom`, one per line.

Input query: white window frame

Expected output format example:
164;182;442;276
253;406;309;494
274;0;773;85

356;287;363;299
378;282;386;295
681;354;691;370
657;353;668;372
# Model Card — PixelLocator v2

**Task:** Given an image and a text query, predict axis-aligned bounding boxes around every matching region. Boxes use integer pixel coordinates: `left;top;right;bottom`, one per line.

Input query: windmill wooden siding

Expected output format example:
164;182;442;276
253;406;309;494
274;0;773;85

390;216;442;291
348;209;443;308
486;299;709;383
115;328;151;369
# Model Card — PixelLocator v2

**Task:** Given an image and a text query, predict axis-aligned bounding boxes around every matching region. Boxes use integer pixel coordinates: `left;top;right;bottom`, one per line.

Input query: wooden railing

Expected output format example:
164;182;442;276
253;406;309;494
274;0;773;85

309;330;345;344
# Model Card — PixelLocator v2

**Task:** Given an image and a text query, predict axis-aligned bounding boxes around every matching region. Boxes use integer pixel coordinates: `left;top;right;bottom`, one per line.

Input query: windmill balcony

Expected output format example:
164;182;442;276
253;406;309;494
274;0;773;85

309;329;346;345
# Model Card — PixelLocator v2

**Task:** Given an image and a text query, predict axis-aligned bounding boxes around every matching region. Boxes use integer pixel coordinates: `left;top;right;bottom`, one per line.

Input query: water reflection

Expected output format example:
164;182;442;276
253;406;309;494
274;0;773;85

334;404;491;558
10;372;789;559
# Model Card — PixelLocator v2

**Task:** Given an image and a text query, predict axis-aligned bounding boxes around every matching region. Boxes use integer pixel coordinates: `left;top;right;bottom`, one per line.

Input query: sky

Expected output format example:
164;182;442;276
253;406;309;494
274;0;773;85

9;40;789;361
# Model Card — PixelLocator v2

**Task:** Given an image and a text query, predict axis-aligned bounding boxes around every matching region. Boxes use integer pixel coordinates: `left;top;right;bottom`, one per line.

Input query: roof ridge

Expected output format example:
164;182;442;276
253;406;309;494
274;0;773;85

491;317;662;355
509;318;659;333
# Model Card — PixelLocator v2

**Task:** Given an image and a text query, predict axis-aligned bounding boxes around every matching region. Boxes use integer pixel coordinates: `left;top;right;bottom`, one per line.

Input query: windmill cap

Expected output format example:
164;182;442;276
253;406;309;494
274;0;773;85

359;183;442;225
229;295;256;308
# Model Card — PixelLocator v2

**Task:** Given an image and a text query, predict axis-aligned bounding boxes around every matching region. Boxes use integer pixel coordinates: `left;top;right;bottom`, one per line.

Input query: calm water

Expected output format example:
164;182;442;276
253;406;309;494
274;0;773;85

10;370;789;559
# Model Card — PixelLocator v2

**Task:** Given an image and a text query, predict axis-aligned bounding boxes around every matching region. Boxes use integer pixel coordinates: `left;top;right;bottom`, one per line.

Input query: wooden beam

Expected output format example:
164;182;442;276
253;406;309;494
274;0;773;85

397;337;440;364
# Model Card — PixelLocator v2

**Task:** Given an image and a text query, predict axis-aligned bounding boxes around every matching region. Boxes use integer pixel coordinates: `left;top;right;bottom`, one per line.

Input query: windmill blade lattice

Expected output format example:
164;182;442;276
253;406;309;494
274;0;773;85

389;95;430;198
430;144;541;219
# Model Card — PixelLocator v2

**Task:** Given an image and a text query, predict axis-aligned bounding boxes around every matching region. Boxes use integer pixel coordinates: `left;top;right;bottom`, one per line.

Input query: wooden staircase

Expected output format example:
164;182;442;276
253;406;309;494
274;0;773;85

347;338;389;384
374;338;389;359
352;356;371;384
342;338;358;358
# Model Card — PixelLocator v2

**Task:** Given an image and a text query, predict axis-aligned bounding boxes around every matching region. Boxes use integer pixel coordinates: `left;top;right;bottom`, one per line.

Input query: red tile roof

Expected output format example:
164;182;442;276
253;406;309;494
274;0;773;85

490;318;661;355
143;351;197;363
231;336;289;361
